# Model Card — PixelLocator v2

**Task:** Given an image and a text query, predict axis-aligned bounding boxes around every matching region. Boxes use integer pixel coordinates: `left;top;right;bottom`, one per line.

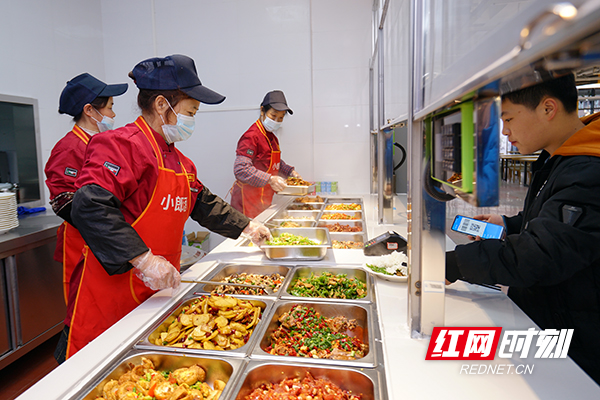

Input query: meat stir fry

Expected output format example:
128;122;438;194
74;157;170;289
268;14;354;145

324;223;362;232
266;304;368;360
213;273;284;296
244;372;363;400
96;357;225;400
294;195;324;203
287;203;317;210
286;177;311;186
332;240;364;249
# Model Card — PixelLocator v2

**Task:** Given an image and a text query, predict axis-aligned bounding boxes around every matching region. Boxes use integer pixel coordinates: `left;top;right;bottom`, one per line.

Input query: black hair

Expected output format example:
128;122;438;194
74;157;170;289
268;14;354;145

502;73;578;114
73;96;110;123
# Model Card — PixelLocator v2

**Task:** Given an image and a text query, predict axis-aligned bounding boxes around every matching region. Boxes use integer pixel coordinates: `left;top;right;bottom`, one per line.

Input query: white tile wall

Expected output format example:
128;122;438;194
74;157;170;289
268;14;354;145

2;0;374;205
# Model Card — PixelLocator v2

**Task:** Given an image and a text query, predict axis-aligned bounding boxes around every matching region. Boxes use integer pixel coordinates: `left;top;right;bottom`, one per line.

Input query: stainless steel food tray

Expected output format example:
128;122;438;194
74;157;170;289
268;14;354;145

250;300;378;368
260;227;331;261
229;360;388;400
192;263;293;298
319;210;363;220
136;294;274;358
286;202;323;211
278;183;316;195
269;219;316;227
74;349;246;400
271;209;322;220
330;232;367;249
279;265;373;303
318;219;364;232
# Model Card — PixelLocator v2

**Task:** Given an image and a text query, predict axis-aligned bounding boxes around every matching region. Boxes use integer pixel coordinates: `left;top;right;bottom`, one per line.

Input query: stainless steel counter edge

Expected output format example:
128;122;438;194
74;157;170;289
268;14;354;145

0;210;63;258
15;194;600;399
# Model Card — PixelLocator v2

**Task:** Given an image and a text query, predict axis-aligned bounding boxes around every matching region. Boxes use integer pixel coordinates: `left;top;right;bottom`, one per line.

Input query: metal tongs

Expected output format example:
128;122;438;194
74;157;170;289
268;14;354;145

180;279;275;295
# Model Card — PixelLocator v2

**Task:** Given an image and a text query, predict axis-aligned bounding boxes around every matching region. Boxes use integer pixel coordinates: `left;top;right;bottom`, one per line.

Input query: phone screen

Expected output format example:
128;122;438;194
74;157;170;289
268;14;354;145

451;215;504;239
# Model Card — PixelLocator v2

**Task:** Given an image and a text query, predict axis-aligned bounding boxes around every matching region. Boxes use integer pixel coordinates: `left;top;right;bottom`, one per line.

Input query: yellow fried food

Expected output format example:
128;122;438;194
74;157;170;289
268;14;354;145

99;358;221;400
154;295;261;351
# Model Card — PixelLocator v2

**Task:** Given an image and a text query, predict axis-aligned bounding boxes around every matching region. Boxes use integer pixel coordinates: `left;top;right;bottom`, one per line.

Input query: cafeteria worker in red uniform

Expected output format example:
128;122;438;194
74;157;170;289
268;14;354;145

45;73;128;304
231;90;303;218
55;55;270;362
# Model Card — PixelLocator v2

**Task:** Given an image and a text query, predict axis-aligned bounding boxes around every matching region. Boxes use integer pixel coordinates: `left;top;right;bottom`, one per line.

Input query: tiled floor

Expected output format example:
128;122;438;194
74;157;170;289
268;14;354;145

0;181;529;400
0;333;60;400
446;180;528;245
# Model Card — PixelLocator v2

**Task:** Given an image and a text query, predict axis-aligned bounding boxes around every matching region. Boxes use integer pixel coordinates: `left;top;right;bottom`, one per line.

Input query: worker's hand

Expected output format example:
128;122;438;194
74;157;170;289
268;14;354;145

290;170;302;179
242;220;272;247
268;175;286;192
131;250;181;291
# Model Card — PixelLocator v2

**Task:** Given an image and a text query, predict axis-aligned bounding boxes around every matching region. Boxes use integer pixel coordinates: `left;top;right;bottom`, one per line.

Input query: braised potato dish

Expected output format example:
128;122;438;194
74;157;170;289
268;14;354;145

154;295;261;351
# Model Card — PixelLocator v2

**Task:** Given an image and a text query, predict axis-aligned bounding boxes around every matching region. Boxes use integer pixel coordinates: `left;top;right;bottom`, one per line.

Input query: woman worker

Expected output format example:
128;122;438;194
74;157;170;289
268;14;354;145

56;54;270;362
45;73;128;304
231;90;302;218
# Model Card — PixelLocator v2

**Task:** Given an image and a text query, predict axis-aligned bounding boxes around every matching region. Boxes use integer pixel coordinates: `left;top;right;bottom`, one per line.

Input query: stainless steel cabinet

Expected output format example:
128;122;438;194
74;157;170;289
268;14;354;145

0;213;64;370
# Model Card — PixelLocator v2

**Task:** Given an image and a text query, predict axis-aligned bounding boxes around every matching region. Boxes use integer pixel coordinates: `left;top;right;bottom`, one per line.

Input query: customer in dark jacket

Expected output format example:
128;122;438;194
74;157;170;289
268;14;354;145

446;73;600;384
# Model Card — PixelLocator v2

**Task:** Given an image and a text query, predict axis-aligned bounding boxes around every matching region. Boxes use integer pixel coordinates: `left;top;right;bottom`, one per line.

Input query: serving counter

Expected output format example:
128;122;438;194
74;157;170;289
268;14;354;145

16;195;600;399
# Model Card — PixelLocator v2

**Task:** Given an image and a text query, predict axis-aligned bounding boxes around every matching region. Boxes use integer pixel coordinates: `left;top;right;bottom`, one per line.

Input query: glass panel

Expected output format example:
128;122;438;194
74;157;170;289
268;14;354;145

383;0;410;122
421;0;537;109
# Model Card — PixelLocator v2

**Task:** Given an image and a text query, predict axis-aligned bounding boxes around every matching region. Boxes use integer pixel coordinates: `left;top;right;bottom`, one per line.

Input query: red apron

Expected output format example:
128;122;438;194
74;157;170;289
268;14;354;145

232;120;281;218
56;125;90;304
66;117;191;358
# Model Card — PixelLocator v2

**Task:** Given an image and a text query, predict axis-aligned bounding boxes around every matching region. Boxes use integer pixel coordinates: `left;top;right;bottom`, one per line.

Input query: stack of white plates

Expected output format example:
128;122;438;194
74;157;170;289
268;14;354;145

0;192;19;235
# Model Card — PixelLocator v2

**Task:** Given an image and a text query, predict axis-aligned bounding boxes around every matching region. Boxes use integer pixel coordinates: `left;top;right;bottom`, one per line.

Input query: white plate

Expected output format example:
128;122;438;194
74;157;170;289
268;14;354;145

363;264;408;282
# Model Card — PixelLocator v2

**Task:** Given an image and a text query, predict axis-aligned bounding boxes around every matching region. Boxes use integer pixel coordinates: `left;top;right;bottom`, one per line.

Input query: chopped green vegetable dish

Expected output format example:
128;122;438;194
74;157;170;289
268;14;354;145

289;272;366;299
266;232;319;246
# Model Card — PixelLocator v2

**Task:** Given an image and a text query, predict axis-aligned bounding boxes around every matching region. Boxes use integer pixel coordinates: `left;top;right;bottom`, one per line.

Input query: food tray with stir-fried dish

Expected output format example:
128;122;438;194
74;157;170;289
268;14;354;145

250;300;379;368
324;202;362;211
318;220;364;232
277;177;316;195
194;263;292;297
259;228;331;261
77;350;246;400
269;219;316;228
329;232;366;249
293;195;325;204
229;361;387;400
279;266;373;303
270;209;321;220
319;210;363;220
137;294;274;358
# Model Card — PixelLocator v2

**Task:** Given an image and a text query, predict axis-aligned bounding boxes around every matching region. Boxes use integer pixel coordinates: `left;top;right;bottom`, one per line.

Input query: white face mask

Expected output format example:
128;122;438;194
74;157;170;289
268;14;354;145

92;108;115;133
160;100;196;144
262;116;282;132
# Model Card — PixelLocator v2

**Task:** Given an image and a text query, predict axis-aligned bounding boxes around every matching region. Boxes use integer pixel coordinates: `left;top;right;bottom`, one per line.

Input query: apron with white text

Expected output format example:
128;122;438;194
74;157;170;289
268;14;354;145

66;116;191;358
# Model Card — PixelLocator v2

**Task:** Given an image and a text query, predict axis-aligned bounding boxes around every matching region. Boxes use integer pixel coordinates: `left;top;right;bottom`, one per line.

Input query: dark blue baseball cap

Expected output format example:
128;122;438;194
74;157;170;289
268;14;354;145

130;54;225;105
59;73;128;116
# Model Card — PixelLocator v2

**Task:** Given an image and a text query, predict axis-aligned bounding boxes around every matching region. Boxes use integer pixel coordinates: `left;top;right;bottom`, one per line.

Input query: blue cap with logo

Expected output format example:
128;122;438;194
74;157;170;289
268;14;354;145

59;73;128;117
131;54;225;105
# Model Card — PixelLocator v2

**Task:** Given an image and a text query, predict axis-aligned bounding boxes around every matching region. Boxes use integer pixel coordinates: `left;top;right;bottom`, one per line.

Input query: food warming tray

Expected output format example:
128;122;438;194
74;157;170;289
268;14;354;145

229;360;387;400
279;265;374;303
250;300;379;368
75;350;245;400
259;227;331;261
330;232;367;248
192;263;293;298
277;183;316;195
136;294;274;358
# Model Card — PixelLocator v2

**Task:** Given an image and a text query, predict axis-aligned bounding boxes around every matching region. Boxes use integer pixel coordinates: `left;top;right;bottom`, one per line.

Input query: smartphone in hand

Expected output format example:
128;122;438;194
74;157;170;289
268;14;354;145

451;215;505;239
